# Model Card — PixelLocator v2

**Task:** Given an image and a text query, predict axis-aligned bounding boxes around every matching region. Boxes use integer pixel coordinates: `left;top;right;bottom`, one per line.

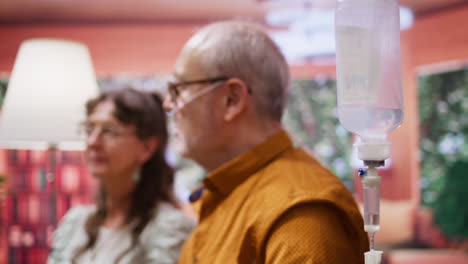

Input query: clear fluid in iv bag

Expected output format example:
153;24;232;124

338;106;403;141
335;2;404;142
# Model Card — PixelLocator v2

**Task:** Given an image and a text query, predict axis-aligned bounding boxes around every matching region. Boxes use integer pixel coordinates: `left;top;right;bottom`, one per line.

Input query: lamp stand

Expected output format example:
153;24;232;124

47;143;58;226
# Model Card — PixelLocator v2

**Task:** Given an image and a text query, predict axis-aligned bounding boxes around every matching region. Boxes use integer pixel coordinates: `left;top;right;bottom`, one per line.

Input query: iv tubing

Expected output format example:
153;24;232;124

362;167;381;251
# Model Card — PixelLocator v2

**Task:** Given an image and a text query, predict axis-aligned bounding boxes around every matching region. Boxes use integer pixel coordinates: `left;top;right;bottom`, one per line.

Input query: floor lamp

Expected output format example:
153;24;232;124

0;39;99;226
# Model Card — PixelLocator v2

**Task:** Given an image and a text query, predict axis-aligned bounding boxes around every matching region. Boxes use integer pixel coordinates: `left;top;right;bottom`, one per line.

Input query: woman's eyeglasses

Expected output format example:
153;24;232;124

79;122;134;141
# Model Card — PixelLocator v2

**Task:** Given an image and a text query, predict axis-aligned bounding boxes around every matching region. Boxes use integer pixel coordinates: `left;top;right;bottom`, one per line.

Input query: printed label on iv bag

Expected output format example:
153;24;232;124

336;26;380;105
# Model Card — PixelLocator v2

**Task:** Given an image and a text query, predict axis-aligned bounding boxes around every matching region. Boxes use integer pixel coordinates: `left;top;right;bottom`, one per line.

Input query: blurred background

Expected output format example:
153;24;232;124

1;0;468;263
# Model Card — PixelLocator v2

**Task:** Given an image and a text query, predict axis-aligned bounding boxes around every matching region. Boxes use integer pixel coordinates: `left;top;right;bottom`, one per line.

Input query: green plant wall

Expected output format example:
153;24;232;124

283;79;354;189
418;68;468;241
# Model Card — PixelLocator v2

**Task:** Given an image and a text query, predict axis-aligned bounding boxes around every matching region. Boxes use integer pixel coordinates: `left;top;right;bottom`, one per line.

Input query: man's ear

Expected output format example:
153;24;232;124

140;136;159;163
223;78;249;122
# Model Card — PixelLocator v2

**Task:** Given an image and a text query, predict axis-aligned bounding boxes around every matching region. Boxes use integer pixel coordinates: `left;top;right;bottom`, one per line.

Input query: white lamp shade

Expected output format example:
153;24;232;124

0;39;99;150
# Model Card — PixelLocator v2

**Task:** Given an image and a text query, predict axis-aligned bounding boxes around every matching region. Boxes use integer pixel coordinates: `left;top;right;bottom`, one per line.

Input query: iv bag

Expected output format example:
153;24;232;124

335;0;404;143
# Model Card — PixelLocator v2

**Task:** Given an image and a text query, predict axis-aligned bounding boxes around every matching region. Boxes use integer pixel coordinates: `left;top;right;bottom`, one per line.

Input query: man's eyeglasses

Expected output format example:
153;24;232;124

168;76;230;100
166;76;252;112
166;76;230;112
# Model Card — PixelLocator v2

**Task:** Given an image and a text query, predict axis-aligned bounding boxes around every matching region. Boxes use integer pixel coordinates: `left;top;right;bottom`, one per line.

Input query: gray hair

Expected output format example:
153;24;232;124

183;21;290;121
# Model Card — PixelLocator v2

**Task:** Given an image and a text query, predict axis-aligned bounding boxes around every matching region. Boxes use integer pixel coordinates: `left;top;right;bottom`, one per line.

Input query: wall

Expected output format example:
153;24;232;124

0;24;340;78
0;24;199;75
411;5;468;67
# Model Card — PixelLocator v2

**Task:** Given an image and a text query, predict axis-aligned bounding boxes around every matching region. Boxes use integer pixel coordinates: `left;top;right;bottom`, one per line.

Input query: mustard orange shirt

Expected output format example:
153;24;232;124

178;131;369;264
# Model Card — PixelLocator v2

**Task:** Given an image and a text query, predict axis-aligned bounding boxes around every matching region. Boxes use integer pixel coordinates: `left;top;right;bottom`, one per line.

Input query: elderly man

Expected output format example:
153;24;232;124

164;21;369;264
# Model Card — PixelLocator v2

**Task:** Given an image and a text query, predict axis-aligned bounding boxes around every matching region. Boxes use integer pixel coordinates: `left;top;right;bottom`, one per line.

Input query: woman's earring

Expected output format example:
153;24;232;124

132;169;141;183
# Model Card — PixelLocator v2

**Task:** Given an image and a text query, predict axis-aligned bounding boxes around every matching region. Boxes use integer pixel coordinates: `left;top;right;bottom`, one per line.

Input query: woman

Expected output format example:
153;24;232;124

48;88;195;264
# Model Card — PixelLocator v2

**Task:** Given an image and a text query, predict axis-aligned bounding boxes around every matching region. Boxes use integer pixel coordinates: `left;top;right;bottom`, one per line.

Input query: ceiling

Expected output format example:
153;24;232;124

0;0;467;24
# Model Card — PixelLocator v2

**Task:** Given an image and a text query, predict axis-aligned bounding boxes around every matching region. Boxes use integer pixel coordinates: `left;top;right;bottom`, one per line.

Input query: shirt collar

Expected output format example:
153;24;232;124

203;130;293;196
